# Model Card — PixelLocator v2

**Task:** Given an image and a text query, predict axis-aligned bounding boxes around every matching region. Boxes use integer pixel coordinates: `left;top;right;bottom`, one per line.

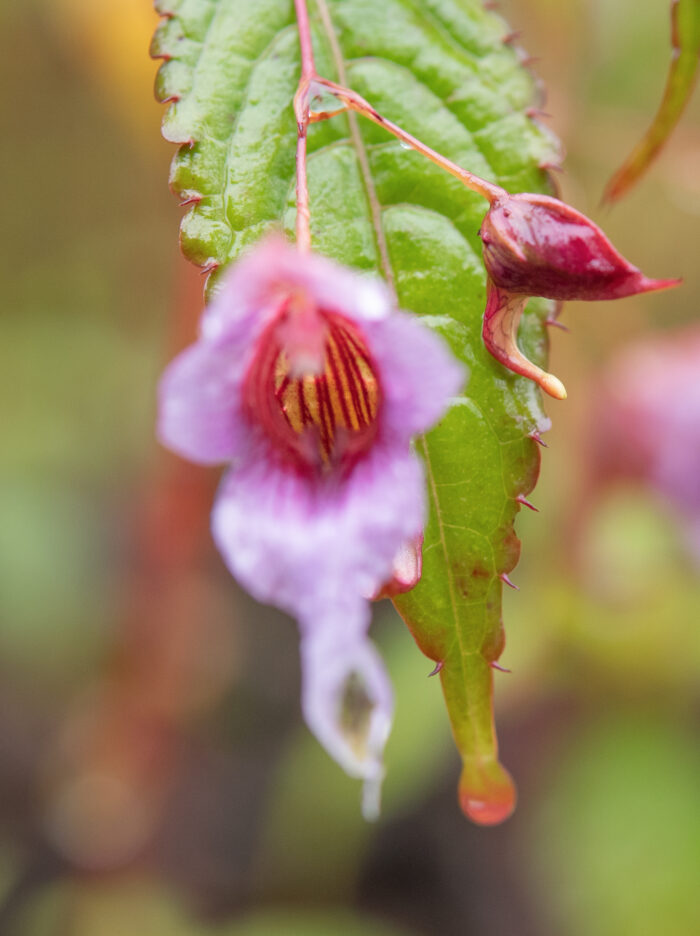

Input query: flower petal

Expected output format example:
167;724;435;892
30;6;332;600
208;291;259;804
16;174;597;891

299;603;393;815
212;443;411;800
158;339;251;464
211;442;426;620
202;236;393;343
366;311;466;441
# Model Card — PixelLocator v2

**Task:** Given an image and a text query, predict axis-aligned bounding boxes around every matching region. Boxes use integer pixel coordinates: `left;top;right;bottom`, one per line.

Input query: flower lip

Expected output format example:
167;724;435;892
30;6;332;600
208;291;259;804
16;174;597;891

242;300;382;475
480;192;680;301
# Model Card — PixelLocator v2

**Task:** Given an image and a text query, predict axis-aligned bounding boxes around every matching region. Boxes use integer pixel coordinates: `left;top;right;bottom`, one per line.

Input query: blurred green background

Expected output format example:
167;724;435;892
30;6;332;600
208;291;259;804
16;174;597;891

1;0;699;933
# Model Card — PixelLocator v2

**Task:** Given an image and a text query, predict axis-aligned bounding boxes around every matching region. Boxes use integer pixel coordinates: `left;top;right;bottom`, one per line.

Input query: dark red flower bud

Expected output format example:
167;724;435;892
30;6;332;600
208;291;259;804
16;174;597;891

480;193;680;301
478;192;680;398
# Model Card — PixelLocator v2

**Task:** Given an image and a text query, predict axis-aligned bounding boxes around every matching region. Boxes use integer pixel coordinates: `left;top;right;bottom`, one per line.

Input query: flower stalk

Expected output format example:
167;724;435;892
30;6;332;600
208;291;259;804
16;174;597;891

292;0;317;253
310;78;505;204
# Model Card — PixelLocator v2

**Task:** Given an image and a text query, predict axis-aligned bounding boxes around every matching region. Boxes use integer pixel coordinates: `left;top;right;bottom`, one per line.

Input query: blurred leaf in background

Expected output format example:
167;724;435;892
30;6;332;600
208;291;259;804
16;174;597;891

530;714;700;936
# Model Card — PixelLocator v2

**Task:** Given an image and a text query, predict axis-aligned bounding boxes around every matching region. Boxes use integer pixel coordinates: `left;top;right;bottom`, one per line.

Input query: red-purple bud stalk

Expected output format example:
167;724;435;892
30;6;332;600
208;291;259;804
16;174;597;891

479;192;680;398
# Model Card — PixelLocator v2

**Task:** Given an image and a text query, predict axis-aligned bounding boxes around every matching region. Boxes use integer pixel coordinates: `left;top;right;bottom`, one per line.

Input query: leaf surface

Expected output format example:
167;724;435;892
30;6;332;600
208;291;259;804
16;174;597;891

604;0;700;204
153;0;560;821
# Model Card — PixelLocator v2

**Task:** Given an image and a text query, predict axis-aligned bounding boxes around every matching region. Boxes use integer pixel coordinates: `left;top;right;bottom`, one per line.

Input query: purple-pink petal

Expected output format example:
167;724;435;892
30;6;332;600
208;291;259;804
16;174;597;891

211;442;426;620
158;339;251;465
299;602;393;815
211;443;418;796
202;236;392;344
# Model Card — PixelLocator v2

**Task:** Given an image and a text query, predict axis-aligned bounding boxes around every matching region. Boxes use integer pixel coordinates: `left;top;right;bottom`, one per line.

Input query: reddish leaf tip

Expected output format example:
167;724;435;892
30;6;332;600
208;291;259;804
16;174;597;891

490;661;512;673
459;761;517;826
427;660;444;678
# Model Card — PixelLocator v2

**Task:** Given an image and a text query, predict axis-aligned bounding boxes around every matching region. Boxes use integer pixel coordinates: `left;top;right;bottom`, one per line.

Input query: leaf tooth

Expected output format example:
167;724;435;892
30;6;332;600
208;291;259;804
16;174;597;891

179;192;203;208
199;260;220;276
525;107;552;120
499;572;519;591
501;30;522;46
515;495;539;512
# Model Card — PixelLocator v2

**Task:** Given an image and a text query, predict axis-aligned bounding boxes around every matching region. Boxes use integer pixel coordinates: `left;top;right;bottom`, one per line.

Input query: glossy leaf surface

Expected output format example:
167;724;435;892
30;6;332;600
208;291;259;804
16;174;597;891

604;0;700;204
152;0;560;823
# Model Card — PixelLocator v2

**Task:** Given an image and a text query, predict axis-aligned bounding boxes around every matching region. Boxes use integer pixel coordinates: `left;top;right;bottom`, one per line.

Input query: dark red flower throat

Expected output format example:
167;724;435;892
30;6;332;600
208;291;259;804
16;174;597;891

243;302;381;473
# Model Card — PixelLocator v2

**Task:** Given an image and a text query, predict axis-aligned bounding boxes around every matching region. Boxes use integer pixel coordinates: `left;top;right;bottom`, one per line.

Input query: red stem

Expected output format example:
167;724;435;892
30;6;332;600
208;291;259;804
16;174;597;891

294;0;316;79
312;78;505;204
293;0;505;250
293;0;318;252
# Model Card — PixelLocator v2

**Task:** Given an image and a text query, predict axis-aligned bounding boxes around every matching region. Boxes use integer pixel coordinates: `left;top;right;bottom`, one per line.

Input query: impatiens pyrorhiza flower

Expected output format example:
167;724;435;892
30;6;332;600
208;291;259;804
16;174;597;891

591;325;700;565
158;237;464;815
478;192;681;399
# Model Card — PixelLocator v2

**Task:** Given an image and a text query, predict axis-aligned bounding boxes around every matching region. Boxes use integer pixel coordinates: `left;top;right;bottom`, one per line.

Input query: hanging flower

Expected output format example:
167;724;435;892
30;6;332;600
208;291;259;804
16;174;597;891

157;237;464;814
478;192;680;398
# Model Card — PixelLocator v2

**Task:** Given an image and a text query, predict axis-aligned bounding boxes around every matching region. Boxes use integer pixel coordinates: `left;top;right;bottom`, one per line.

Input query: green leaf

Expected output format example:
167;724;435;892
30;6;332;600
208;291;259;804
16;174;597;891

603;0;700;203
152;0;559;821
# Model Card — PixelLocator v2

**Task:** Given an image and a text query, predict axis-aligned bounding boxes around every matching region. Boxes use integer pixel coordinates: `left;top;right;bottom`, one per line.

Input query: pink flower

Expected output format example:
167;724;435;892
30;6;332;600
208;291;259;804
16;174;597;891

592;326;700;564
158;238;464;812
478;193;680;399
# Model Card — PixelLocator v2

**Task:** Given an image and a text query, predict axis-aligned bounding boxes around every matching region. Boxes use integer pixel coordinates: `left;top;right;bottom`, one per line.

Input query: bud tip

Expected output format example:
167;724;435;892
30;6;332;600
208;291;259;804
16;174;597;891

540;372;567;400
642;277;683;294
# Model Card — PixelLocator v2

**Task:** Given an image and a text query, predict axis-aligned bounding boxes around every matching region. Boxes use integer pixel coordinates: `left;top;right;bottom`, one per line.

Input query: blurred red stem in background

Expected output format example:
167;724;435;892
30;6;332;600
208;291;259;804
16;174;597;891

47;259;228;870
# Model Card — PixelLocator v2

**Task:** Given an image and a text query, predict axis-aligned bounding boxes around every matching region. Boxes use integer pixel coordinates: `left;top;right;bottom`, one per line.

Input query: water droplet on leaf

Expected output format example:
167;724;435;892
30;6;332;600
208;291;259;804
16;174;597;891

308;81;347;118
